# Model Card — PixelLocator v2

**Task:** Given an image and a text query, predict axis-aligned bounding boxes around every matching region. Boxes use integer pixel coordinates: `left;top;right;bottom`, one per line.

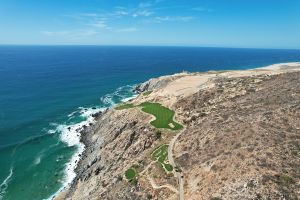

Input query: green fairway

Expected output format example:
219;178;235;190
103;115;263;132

139;102;183;130
125;168;137;181
115;103;134;110
152;144;168;162
115;101;183;131
152;144;173;172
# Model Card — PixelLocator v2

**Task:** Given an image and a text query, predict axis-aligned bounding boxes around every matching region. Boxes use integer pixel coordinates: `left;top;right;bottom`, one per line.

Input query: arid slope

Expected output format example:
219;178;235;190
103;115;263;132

175;72;300;200
56;63;300;200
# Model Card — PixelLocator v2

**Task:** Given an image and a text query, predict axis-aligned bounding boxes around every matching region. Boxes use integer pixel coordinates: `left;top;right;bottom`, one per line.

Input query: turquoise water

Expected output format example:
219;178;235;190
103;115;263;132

0;46;300;199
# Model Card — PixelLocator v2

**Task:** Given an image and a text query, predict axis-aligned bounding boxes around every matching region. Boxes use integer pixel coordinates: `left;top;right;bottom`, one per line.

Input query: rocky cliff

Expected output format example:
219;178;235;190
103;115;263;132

56;63;300;200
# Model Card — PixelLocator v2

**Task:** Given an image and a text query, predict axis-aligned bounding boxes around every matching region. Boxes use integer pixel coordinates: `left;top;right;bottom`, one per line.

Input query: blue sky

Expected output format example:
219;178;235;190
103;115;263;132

0;0;299;48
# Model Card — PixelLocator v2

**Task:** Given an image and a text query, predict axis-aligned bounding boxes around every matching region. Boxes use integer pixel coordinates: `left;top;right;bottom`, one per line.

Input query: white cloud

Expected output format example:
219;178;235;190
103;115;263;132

41;30;97;38
80;13;99;17
133;10;153;18
154;16;194;22
115;10;129;16
88;20;110;29
138;0;163;8
113;6;130;17
51;0;197;38
41;31;70;36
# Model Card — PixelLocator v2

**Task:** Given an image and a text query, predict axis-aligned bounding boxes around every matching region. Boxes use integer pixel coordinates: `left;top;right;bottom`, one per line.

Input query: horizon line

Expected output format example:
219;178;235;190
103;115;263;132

0;44;300;50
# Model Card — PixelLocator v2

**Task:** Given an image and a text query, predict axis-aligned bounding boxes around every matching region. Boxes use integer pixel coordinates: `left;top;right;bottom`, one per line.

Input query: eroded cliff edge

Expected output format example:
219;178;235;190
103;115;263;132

56;63;300;200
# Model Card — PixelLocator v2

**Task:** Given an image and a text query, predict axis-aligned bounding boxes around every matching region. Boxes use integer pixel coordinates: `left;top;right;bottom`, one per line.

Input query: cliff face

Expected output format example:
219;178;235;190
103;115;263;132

65;108;159;200
133;73;187;94
58;63;300;200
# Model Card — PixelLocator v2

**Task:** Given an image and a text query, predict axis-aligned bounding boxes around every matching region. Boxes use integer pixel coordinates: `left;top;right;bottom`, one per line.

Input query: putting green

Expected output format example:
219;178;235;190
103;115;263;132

115;102;183;130
152;144;173;172
125;168;137;181
139;102;183;130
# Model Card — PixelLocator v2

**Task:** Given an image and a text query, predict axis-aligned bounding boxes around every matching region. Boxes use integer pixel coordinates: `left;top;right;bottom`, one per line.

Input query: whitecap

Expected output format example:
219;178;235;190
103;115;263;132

78;107;106;119
67;111;77;118
47;129;56;134
100;94;115;106
46;107;104;200
121;94;138;103
46;84;137;200
0;167;13;200
35;156;41;165
99;84;136;107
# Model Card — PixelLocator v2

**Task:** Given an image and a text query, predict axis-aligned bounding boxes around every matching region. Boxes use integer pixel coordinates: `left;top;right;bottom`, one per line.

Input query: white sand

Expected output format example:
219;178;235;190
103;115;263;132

139;62;300;106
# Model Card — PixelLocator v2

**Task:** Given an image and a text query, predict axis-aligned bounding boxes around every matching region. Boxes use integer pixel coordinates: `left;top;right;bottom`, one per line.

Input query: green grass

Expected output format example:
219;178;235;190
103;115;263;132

143;91;153;96
152;144;168;162
115;102;183;131
125;168;137;181
164;164;174;172
115;103;135;110
152;144;173;172
139;102;183;130
279;174;295;185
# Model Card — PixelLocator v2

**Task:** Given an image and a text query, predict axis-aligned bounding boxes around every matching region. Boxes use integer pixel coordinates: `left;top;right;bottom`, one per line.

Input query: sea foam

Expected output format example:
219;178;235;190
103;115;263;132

47;106;104;200
100;84;136;107
47;84;136;200
0;167;13;200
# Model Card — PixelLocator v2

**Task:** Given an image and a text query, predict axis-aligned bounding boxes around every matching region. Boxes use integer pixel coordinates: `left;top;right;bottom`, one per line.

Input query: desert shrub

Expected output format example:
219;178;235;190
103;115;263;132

146;194;153;199
117;175;123;182
155;130;162;139
210;197;222;200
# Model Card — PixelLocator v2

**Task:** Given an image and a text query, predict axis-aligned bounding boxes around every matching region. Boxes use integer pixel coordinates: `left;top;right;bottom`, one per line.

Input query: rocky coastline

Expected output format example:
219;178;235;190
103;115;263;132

56;62;300;200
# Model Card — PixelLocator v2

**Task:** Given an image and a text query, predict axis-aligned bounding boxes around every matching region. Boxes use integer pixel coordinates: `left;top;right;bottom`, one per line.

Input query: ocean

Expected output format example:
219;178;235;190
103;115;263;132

0;45;300;200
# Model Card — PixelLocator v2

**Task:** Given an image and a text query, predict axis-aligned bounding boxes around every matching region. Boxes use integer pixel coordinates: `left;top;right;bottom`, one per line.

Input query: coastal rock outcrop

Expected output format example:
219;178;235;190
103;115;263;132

134;72;188;93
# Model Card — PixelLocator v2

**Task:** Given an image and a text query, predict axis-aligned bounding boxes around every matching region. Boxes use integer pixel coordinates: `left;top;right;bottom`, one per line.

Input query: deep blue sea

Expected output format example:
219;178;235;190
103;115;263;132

0;46;300;200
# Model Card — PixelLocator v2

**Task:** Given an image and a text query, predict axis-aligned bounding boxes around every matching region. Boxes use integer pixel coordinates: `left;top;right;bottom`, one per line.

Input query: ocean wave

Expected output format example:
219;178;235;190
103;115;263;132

0;167;13;200
46;107;104;200
121;95;138;103
0;84;137;200
34;155;42;165
32;147;50;166
100;84;136;107
47;84;137;200
67;111;77;118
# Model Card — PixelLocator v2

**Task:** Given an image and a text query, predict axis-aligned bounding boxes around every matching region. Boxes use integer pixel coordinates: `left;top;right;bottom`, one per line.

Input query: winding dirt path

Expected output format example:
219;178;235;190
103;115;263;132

140;161;156;175
147;175;179;194
137;103;186;199
168;126;186;200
